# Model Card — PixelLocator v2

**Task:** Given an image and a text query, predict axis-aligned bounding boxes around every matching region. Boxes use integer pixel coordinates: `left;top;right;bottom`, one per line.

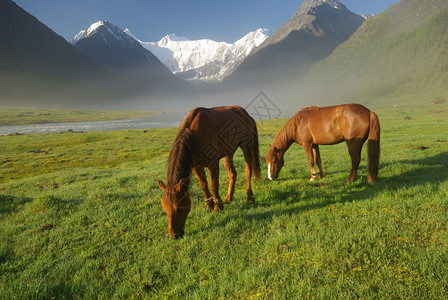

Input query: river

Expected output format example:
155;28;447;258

0;111;186;135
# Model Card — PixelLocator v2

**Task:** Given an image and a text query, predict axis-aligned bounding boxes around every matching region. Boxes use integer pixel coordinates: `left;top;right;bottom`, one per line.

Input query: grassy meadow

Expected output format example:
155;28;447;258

0;108;156;126
1;101;447;298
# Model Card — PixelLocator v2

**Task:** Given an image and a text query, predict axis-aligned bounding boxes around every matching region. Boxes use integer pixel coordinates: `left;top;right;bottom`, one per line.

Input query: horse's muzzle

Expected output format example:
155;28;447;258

171;229;185;239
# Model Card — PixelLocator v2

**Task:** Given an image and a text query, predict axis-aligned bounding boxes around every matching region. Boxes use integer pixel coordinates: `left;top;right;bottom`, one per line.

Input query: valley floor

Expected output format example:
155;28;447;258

0;101;447;298
0;108;157;126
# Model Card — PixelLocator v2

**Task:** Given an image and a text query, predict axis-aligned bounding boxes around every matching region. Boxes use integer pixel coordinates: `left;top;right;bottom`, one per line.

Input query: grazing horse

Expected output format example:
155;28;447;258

265;103;380;184
157;106;261;238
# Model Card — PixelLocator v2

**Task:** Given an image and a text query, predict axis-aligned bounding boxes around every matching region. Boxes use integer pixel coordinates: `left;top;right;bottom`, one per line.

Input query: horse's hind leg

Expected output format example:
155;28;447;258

222;156;237;205
242;148;255;203
346;140;363;183
304;143;319;181
313;145;326;178
193;166;213;211
208;161;224;211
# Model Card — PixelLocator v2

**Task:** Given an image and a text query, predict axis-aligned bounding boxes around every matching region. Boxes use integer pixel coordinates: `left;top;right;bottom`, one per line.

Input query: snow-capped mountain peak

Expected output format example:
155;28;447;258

123;28;137;40
85;20;106;36
69;30;85;45
72;20;271;82
85;21;128;41
159;34;190;44
305;0;345;9
137;29;271;82
233;28;272;56
323;0;344;9
72;20;143;52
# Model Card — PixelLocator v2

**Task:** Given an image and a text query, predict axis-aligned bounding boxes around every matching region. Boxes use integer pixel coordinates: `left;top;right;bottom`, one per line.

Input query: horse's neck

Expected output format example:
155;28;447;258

167;130;194;188
274;117;297;150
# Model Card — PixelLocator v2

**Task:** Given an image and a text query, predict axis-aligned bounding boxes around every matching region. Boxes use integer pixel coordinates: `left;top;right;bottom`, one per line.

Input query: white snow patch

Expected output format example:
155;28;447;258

136;28;271;81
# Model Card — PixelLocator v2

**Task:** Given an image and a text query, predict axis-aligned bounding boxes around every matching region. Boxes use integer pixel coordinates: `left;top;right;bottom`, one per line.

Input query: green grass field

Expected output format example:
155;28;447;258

0;108;156;126
1;101;447;298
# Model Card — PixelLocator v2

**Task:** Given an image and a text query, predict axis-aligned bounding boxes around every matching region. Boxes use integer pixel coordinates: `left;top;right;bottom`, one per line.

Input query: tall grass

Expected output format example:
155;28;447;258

0;102;447;298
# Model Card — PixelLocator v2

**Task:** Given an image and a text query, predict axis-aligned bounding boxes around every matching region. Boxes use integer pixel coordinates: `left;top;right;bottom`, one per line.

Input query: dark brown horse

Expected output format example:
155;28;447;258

265;103;380;184
157;106;260;238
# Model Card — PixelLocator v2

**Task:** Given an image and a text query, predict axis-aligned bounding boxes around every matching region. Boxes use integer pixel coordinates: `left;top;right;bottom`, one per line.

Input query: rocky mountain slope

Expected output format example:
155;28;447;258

224;0;365;86
296;0;448;105
0;0;123;107
73;21;189;95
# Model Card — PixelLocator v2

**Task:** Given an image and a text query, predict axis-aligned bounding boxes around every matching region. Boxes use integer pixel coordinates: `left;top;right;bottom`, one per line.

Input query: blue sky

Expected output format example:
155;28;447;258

14;0;400;43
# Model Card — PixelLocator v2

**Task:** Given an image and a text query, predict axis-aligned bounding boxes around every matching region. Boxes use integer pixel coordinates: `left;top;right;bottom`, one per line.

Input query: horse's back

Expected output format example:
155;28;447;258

185;106;253;131
300;104;370;121
180;106;256;160
299;103;371;144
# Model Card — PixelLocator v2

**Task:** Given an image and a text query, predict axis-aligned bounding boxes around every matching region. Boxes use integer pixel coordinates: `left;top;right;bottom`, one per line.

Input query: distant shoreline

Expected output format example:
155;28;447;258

0;112;187;136
0;108;160;126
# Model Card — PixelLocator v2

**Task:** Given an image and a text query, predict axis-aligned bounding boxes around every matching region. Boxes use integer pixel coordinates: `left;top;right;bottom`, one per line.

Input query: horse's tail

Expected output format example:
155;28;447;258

239;108;261;180
367;111;380;184
251;122;261;180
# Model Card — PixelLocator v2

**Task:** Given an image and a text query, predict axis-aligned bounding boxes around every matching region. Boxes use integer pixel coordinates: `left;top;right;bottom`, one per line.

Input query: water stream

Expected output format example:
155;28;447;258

0;112;186;135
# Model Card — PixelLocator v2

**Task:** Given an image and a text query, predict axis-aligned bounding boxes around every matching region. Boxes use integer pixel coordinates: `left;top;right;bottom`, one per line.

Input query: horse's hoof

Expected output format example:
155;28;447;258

206;198;214;211
246;196;255;203
213;203;224;211
346;178;355;184
213;198;224;211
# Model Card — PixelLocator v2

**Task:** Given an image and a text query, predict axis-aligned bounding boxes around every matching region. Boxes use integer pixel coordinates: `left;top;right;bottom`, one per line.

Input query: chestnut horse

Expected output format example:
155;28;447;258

265;103;380;184
157;106;260;238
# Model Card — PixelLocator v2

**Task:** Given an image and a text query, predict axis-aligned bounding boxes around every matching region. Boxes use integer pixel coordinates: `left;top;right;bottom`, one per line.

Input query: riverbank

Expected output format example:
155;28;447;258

0;108;158;126
0;109;187;135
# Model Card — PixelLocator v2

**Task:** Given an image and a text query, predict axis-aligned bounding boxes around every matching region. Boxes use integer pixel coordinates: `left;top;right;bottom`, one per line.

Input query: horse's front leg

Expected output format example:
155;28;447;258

303;143;319;181
313;145;326;178
222;156;237;205
193;166;214;211
208;162;224;211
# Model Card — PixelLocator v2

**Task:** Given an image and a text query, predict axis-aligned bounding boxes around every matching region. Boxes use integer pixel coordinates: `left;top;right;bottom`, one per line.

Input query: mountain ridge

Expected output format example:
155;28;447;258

0;0;126;107
294;0;448;107
73;20;190;97
223;0;365;87
135;29;271;82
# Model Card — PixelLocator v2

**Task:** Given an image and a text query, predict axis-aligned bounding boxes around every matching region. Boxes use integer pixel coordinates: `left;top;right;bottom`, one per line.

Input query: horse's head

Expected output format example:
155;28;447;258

265;146;286;180
157;179;191;239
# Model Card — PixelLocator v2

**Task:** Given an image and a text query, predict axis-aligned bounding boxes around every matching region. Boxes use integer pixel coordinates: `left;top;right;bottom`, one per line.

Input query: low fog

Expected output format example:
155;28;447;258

0;61;364;123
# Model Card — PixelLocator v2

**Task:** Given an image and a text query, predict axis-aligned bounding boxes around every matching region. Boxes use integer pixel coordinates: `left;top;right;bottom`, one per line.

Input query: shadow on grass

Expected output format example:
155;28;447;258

0;194;33;215
190;151;448;235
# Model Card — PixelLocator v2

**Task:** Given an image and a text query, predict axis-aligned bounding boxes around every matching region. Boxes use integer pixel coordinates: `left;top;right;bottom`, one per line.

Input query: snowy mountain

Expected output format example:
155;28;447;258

0;1;126;107
73;21;190;96
131;29;271;82
73;21;143;50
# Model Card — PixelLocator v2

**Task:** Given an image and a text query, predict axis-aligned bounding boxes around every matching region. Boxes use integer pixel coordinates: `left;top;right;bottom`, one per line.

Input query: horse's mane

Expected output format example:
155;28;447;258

273;112;300;149
166;128;194;187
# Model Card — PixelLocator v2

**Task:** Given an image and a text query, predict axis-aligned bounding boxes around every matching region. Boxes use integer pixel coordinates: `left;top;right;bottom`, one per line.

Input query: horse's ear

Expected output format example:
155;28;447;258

157;180;166;191
176;178;187;191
